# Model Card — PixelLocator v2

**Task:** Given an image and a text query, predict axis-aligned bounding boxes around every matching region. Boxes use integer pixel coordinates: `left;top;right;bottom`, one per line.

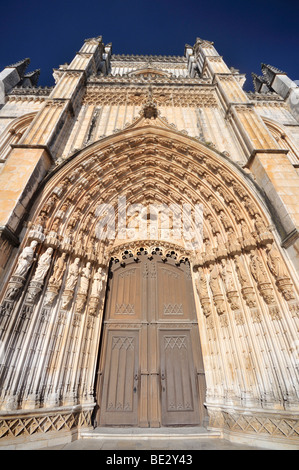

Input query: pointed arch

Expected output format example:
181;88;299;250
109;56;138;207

29;117;277;251
262;116;299;166
0;112;36;163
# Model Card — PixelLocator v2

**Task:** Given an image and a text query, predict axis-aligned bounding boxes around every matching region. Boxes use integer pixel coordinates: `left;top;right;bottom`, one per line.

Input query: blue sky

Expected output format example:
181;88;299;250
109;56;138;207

0;0;298;91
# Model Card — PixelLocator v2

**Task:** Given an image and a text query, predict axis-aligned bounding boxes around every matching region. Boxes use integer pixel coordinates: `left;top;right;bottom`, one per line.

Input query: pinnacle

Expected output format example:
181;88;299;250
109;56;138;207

259;63;286;87
195;37;214;46
84;35;103;43
5;58;30;77
261;63;286;75
251;72;272;93
21;69;41;87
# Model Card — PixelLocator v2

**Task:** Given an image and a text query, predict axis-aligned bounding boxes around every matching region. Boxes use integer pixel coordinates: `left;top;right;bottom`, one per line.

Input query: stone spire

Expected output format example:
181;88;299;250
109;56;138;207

259;63;299;122
19;69;41;87
261;63;286;87
184;44;197;77
0;57;32;97
251;72;272;93
5;57;30;76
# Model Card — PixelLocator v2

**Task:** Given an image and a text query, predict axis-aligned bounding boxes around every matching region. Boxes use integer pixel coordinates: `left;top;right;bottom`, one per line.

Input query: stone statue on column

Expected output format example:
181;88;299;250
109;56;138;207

89;267;106;316
61;257;80;309
44;252;67;307
25;248;53;304
4;241;38;301
76;262;92;313
209;263;226;315
14;241;39;278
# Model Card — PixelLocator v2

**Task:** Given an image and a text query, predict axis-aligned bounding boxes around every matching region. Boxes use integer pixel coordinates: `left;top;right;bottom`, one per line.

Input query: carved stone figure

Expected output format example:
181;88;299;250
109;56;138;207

196;268;212;317
23;248;53;304
215;232;227;258
234;256;257;308
42;194;57;215
78;262;92;295
74;231;84;254
31;248;53;283
265;244;289;279
229;201;242;222
220;259;240;311
244;197;258;217
51;218;60;232
207;214;219;234
219;210;232;231
254;214;273;244
249;252;268;284
91;268;104;297
226;227;241;254
61;257;80;309
75;262;92;313
195;269;207;297
265;244;296;301
250;252;276;305
14;241;38;278
240;219;256;250
220;259;235;292
64;258;80;291
35;212;47;228
209;264;222;296
254;214;266;234
49;253;67;287
234;255;251;288
86;237;95;258
203;239;215;264
67;210;81;231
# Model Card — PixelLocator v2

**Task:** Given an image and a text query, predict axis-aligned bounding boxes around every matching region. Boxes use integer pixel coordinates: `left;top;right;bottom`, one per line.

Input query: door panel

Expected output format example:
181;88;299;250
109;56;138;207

156;260;197;321
99;330;139;426
108;265;141;320
160;330;200;426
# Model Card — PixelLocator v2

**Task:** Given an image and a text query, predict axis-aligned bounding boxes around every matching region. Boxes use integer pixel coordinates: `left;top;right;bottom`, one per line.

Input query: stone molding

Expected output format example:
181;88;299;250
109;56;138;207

208;407;299;449
0;404;94;442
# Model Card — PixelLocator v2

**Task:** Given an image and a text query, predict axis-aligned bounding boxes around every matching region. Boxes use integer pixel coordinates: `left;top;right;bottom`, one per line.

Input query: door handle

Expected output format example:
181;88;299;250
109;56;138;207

161;371;166;392
133;372;138;393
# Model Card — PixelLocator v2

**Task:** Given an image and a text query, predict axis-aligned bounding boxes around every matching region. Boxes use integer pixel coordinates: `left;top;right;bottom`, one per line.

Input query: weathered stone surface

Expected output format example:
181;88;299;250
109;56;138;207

0;35;298;450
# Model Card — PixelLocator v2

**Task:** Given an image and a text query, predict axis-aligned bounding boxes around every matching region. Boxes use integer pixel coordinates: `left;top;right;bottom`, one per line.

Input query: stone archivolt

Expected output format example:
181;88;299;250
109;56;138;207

0;121;298;444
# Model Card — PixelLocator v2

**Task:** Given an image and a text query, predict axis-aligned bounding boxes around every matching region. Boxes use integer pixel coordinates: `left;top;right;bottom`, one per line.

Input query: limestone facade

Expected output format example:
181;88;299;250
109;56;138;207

0;36;298;449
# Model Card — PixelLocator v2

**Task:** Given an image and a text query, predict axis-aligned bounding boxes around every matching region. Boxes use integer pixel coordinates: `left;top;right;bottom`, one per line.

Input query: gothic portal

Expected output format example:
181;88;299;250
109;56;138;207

0;36;299;449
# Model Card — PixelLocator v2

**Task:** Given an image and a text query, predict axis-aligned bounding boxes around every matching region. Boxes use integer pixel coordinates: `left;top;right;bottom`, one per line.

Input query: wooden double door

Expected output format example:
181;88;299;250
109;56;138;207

95;250;206;427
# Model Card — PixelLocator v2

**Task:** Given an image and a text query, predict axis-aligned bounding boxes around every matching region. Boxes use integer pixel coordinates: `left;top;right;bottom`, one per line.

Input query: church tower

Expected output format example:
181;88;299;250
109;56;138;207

0;36;298;449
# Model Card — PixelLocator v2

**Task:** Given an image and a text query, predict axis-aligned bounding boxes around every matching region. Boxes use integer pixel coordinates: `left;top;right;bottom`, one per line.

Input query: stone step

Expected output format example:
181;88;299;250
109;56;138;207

80;426;222;441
